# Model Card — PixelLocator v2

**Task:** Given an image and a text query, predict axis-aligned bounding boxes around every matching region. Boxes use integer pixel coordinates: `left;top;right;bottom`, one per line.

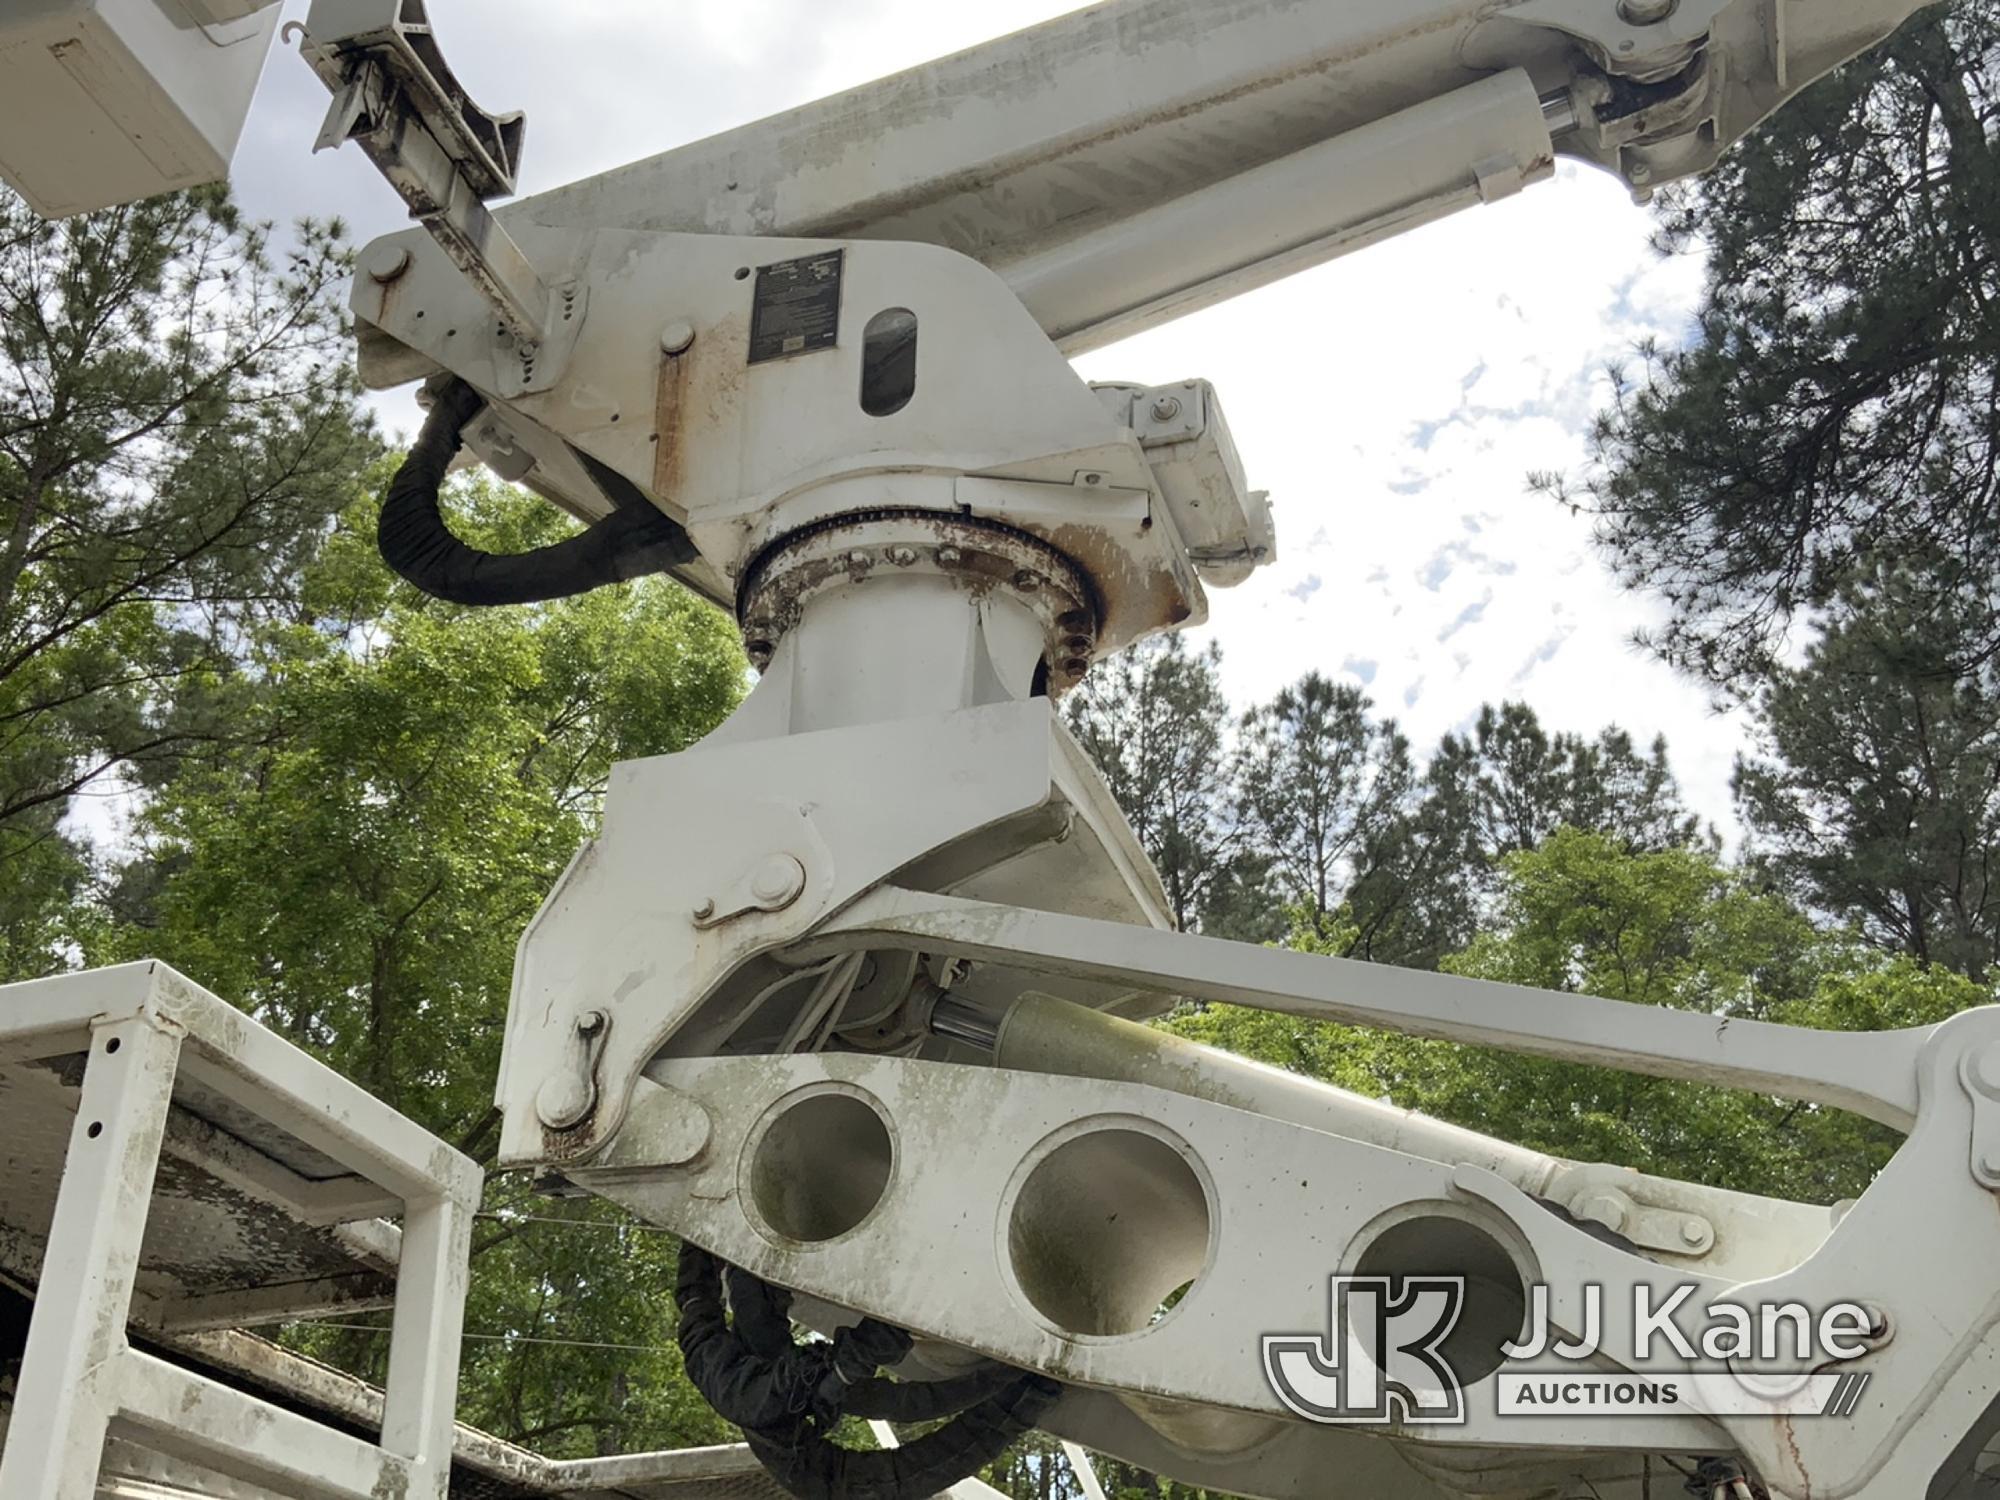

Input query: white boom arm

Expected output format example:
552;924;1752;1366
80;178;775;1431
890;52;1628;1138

289;0;1939;624
497;0;1921;353
288;7;1985;1499
8;4;1994;1500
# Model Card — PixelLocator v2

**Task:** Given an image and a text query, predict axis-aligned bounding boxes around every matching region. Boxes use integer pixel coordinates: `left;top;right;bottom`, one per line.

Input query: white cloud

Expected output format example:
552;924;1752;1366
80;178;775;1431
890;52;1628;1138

229;0;1742;834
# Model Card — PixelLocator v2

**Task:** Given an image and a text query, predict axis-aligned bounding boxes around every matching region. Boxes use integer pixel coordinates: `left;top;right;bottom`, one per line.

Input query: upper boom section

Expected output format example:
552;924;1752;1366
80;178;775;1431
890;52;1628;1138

281;0;1941;636
0;1;1939;353
505;0;1934;351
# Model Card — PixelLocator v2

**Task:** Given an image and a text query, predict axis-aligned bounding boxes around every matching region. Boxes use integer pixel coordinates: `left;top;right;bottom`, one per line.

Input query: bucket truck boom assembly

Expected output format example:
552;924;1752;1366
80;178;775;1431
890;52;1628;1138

2;1;1996;1497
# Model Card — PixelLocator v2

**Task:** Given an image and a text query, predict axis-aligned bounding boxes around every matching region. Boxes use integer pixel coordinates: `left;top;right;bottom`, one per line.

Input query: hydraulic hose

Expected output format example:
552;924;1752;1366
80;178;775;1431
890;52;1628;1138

718;1261;1023;1420
675;1245;1061;1500
742;1374;1062;1500
378;377;698;606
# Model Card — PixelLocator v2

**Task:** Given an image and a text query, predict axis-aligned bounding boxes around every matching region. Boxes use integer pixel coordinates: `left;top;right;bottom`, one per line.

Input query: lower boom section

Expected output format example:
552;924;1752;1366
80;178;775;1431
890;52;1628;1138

498;701;2000;1497
561;1015;2000;1500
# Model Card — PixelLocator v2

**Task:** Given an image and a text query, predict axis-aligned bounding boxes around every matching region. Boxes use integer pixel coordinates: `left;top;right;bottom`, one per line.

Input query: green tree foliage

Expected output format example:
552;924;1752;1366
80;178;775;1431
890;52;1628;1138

109;478;746;1455
11;34;1994;1469
1736;561;2000;980
1337;701;1712;969
984;1443;1085;1500
1192;848;1292;948
1233;673;1414;944
1069;636;1707;968
1063;635;1237;931
1174;831;1985;1205
1551;1;2000;680
450;1200;736;1455
1435;701;1704;858
0;186;374;976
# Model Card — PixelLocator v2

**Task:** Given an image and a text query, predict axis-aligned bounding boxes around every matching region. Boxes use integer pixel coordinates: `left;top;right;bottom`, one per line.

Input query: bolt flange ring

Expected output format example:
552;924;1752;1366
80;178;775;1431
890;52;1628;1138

737;510;1099;690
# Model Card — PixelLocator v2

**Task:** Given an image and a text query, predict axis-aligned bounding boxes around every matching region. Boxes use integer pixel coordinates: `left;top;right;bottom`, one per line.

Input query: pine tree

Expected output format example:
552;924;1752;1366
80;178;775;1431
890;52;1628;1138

1234;673;1415;944
1550;1;2000;681
1737;561;2000;979
0;186;373;975
1063;634;1238;931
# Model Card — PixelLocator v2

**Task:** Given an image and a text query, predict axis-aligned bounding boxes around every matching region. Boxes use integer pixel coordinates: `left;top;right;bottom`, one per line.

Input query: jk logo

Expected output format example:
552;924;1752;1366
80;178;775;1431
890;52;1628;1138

1262;1276;1468;1425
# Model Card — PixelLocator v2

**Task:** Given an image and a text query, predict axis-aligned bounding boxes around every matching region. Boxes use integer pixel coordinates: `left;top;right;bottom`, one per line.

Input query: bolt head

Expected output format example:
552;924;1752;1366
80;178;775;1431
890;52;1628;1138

691;897;716;922
660;319;697;355
889;546;919;566
366;245;412;284
1970;1041;2000;1099
937;546;964;565
847;550;872;567
1576;1193;1627;1235
1150;396;1183;423
1618;0;1678;22
1013;569;1040;591
750;855;804;906
1680;1219;1708;1247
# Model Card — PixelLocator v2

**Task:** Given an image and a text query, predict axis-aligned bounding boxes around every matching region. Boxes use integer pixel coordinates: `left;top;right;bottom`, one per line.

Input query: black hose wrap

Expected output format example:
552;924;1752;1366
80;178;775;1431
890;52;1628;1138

379;377;698;606
724;1263;799;1362
675;1245;844;1432
841;1361;1031;1423
741;1373;1062;1500
675;1244;1061;1500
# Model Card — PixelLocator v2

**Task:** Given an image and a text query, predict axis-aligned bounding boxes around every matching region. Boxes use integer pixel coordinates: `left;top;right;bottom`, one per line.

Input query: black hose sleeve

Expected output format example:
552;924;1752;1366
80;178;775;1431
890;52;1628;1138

722;1261;1017;1422
833;1320;914;1381
379;376;697;606
676;1246;838;1431
840;1361;1029;1422
676;1246;1064;1500
725;1264;799;1362
812;1317;913;1417
744;1373;1062;1500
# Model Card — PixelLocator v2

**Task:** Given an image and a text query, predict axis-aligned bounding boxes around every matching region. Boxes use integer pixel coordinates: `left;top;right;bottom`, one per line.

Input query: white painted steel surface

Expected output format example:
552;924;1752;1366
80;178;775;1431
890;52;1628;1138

0;1;279;217
3;0;1991;1493
0;964;479;1500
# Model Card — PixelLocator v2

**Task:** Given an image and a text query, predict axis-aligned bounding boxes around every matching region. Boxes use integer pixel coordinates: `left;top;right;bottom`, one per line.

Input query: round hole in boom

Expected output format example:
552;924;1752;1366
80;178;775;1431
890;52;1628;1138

746;1087;895;1244
1006;1123;1212;1338
1350;1211;1530;1387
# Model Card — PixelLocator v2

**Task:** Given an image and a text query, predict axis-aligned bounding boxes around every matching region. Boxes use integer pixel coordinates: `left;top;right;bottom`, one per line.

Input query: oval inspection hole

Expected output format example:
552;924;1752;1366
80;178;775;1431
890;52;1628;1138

1008;1127;1211;1337
860;308;918;417
749;1090;894;1243
104;1038;120;1055
86;1122;103;1140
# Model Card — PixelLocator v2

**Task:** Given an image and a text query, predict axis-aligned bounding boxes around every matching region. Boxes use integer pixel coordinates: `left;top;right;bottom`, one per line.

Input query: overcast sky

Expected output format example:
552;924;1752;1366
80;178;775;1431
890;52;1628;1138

231;0;1744;832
